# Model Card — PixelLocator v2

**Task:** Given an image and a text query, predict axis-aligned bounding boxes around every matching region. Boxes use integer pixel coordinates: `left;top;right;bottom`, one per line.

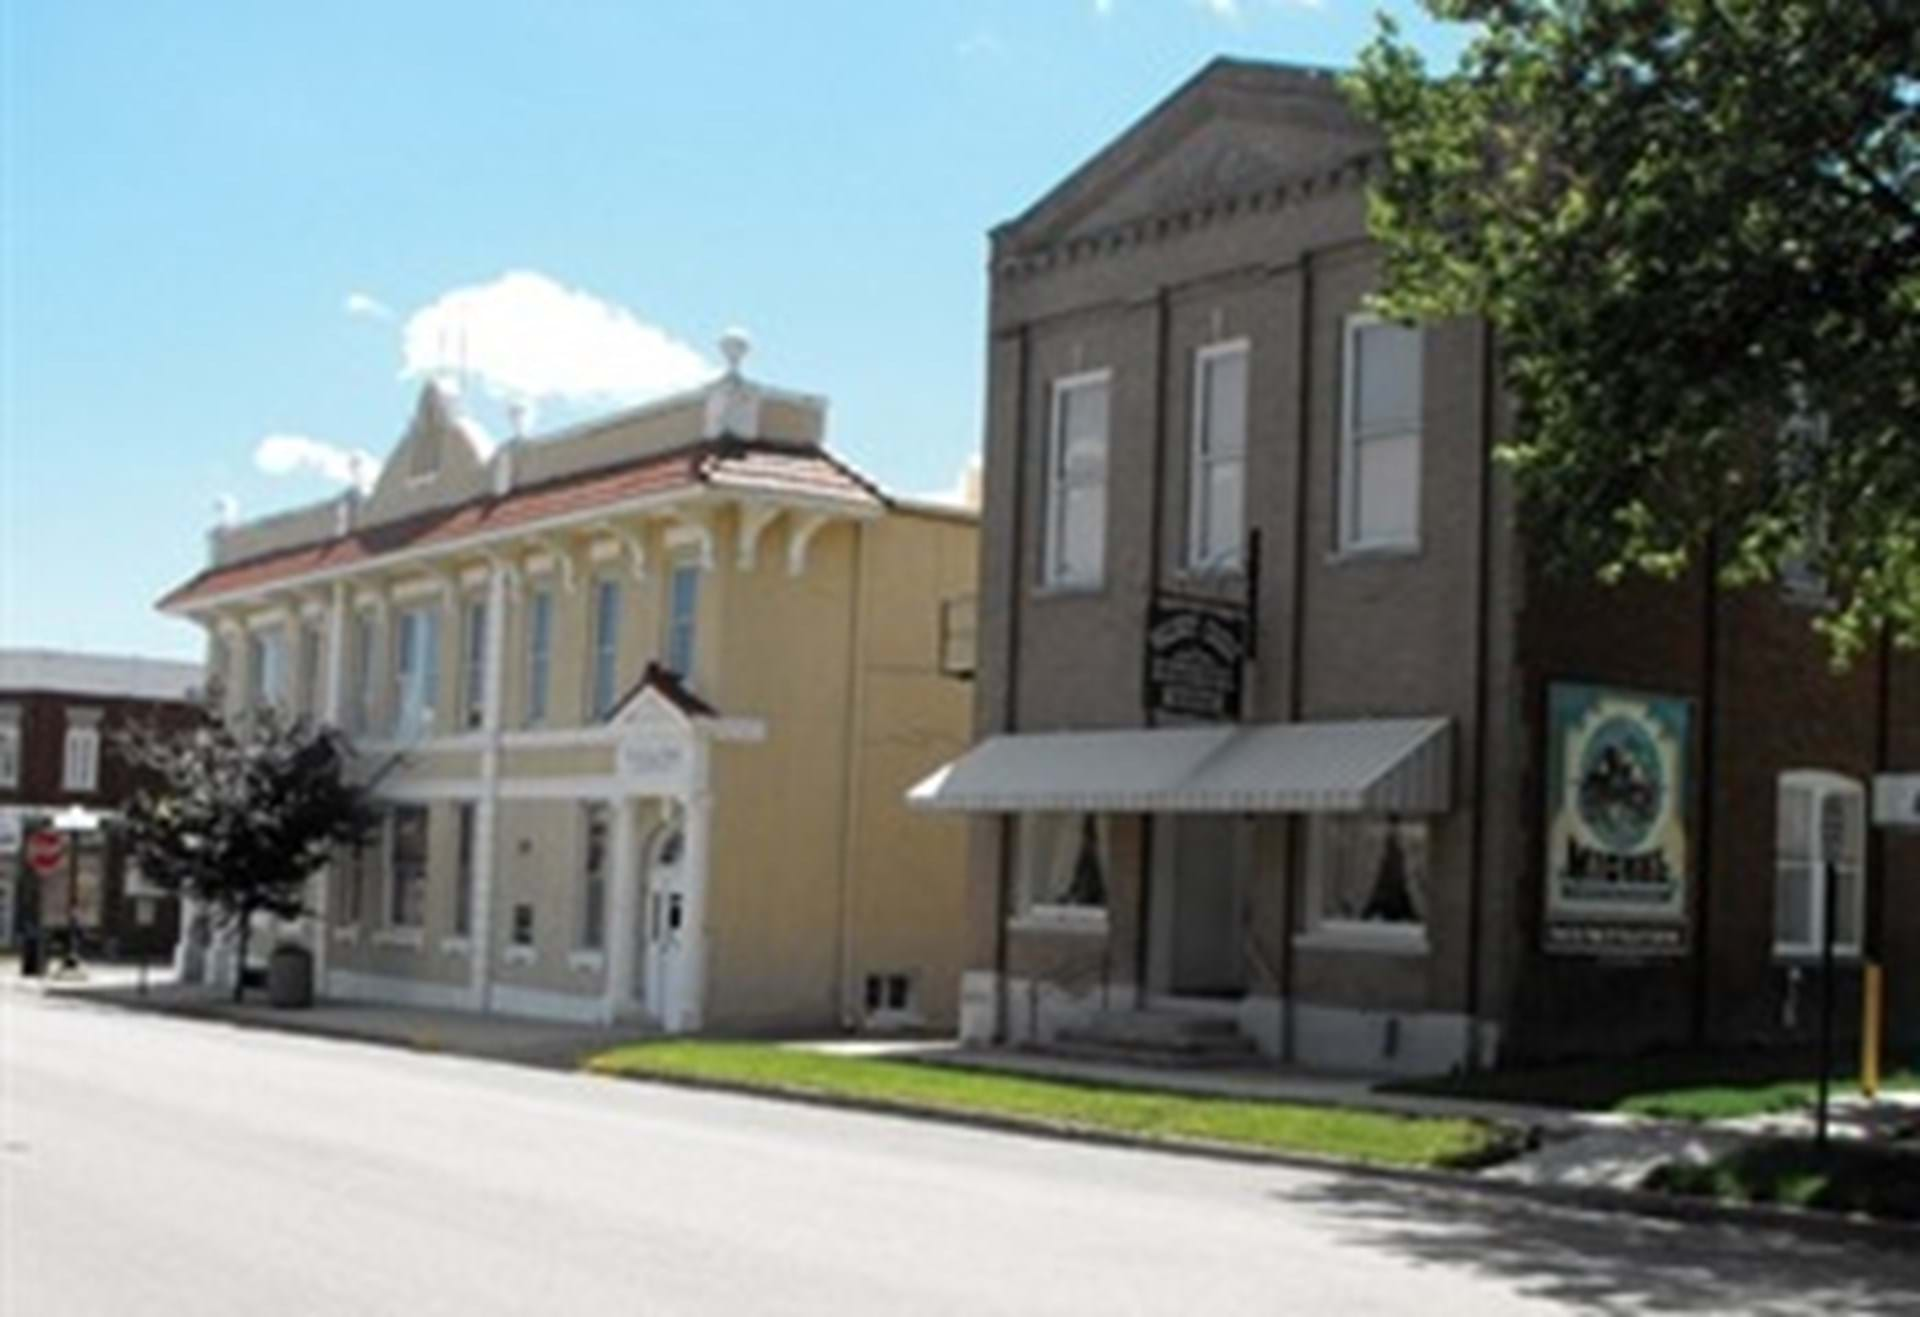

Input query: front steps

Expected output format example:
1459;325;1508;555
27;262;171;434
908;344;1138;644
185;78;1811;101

1048;1009;1259;1068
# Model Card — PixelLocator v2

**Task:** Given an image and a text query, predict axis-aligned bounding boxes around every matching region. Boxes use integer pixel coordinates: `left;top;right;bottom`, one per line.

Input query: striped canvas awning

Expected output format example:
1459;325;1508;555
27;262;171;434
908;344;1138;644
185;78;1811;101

907;718;1452;815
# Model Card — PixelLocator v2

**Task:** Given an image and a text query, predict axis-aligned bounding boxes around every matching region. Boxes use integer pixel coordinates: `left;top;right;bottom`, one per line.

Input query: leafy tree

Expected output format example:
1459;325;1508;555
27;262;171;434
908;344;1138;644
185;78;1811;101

119;699;375;1001
1349;1;1919;661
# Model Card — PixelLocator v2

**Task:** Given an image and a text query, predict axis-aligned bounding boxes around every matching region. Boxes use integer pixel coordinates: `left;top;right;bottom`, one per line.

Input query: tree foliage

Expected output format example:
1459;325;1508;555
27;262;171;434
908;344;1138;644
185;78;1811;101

1349;1;1919;661
118;699;374;998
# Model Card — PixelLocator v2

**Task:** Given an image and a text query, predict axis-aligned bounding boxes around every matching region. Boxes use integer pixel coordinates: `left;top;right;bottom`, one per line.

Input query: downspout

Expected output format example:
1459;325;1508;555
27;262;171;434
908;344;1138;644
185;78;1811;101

994;323;1032;1045
1280;252;1315;1064
1135;286;1173;1006
834;519;871;1029
1464;318;1496;1071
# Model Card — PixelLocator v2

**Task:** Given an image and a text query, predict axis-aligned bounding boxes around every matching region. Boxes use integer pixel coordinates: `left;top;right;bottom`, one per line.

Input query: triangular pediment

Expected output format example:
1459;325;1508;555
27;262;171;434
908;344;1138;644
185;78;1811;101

360;381;496;527
607;662;719;729
996;59;1377;253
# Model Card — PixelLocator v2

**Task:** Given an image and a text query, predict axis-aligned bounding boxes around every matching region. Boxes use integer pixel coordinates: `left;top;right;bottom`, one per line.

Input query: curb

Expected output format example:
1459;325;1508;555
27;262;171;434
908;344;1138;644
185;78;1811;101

588;1064;1920;1252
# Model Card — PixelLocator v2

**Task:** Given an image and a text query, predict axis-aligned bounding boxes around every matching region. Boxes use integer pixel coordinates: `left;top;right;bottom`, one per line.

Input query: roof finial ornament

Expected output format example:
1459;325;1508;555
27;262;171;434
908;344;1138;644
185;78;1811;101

719;327;752;378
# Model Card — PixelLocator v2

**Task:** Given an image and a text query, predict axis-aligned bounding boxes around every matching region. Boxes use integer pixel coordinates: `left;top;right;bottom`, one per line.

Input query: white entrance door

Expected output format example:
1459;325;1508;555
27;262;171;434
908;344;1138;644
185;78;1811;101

639;824;687;1025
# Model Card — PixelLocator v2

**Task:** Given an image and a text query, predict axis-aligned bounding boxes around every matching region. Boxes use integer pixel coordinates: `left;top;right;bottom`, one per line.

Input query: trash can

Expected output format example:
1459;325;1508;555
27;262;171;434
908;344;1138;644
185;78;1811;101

266;943;314;1009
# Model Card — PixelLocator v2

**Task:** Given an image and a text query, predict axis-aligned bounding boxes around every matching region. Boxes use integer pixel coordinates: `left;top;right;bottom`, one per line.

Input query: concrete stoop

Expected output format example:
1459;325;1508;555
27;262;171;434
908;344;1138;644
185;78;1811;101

1048;1009;1259;1068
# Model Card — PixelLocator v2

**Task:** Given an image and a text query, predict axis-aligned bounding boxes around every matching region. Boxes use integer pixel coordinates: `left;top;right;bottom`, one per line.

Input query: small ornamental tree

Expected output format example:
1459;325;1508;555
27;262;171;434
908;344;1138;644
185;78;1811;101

1349;1;1920;663
119;698;375;1001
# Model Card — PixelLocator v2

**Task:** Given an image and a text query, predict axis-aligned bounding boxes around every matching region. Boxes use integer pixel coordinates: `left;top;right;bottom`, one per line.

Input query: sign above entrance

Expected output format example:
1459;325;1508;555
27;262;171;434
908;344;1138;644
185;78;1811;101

1542;683;1694;957
1145;600;1248;721
617;712;693;795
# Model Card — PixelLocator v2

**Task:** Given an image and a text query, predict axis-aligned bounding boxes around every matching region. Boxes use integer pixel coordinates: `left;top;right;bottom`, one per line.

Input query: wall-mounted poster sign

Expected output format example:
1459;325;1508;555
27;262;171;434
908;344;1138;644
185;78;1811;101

1544;683;1693;956
1145;599;1247;721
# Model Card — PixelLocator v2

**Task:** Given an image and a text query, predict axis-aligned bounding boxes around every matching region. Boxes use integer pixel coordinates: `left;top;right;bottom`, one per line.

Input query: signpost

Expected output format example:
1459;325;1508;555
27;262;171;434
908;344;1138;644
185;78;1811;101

1814;795;1847;1151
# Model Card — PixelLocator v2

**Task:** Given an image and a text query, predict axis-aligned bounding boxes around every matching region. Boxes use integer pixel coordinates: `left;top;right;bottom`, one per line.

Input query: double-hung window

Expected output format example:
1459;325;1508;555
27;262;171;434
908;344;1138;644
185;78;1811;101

393;606;441;739
1043;371;1110;589
351;612;377;735
247;629;288;711
62;711;101;794
589;579;621;719
1304;815;1429;948
665;560;700;681
1339;316;1423;552
1189;341;1249;572
580;803;608;952
461;598;489;729
1774;771;1866;958
0;706;19;789
526;588;554;726
387;805;429;929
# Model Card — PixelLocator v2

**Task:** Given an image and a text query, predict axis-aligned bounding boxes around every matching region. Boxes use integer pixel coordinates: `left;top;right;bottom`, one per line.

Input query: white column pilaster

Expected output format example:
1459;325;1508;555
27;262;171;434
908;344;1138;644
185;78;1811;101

673;739;714;1032
601;796;639;1025
469;563;510;1012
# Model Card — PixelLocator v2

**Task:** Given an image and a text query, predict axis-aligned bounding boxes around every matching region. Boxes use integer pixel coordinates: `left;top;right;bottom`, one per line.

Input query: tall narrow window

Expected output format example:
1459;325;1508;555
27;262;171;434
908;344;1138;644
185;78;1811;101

1044;372;1110;588
62;713;101;793
1189;340;1249;571
352;612;377;735
1774;772;1866;958
0;706;21;789
580;803;608;952
665;560;701;681
299;624;323;719
337;842;367;927
454;802;477;938
1340;317;1423;552
462;598;489;730
247;629;288;710
526;589;554;726
393;606;441;739
589;579;621;719
388;805;429;929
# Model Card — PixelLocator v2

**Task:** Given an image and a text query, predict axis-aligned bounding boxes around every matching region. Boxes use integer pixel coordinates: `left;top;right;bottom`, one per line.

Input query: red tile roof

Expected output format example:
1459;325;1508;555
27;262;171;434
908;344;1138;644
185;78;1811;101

159;440;882;612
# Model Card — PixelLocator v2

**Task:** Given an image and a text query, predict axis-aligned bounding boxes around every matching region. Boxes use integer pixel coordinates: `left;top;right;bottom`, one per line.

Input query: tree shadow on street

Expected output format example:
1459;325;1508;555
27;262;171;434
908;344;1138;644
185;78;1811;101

1270;1174;1920;1316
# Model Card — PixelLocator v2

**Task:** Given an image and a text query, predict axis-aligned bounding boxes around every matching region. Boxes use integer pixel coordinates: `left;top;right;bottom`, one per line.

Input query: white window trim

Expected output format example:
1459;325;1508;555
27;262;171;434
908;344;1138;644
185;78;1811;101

567;949;607;973
525;587;554;728
587;577;622;720
664;554;702;680
62;720;101;793
1338;314;1424;555
1300;814;1431;947
1774;769;1866;960
1009;906;1111;937
439;936;472;957
1187;338;1250;574
503;944;539;967
1042;368;1112;590
371;928;425;951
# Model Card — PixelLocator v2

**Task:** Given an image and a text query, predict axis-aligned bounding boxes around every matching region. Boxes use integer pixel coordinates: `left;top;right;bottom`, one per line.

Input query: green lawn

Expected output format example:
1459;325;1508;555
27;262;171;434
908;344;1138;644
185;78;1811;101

1389;1049;1920;1122
587;1041;1506;1170
1646;1139;1920;1222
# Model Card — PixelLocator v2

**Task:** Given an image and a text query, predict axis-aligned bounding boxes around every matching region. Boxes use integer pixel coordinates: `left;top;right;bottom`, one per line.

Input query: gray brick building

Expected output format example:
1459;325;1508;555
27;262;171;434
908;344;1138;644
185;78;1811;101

911;59;1920;1074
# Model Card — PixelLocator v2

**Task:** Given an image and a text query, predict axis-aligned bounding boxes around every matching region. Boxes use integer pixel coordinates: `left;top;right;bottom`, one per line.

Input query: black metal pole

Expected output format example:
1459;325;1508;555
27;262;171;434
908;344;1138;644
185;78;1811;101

62;832;80;971
1816;856;1839;1151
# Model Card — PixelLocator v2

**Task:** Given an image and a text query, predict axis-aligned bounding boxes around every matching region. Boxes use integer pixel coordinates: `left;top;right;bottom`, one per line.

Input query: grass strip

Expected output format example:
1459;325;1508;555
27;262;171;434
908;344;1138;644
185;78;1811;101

1645;1139;1920;1223
1388;1049;1920;1121
587;1041;1504;1170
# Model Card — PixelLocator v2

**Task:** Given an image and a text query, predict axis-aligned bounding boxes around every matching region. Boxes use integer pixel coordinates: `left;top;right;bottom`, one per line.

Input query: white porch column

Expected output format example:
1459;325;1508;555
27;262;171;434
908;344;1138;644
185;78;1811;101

322;582;348;724
312;582;349;988
469;562;510;1011
601;796;639;1025
673;749;714;1031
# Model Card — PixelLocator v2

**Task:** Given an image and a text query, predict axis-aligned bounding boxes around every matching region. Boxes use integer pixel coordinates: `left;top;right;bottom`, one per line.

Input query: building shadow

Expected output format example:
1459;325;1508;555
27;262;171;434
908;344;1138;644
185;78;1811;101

1269;1174;1920;1316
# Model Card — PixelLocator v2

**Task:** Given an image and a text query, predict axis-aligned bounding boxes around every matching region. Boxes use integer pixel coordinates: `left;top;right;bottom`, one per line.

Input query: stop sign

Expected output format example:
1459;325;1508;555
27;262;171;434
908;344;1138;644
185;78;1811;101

25;830;66;876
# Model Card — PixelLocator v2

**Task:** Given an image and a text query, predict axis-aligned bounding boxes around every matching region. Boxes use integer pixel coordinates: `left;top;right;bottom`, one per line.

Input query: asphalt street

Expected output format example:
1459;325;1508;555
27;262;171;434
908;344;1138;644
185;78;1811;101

4;991;1918;1316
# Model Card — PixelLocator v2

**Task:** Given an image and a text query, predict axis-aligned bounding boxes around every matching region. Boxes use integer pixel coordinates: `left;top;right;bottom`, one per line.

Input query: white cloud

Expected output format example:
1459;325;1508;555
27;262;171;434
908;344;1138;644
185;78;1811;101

956;29;1006;59
254;434;380;492
343;291;394;321
1196;0;1241;16
1093;1;1115;16
914;455;983;510
400;270;711;408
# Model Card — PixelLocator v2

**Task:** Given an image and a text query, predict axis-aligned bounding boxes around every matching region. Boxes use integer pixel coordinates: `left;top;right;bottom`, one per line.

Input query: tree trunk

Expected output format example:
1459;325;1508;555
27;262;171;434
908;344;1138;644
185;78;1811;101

232;905;252;1004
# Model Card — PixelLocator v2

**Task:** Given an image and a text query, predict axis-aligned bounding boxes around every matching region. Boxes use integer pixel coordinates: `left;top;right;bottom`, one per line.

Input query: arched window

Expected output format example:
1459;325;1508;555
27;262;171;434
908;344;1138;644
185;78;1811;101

1774;770;1866;958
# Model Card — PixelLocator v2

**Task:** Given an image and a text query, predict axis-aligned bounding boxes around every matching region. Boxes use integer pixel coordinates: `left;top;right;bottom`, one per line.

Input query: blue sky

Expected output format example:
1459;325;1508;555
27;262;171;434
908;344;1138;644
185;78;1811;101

3;1;1469;659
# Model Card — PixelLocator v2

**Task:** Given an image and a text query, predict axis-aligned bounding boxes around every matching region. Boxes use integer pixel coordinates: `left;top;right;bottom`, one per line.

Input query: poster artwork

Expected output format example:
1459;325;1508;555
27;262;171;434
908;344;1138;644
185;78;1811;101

1544;683;1693;956
1145;602;1247;721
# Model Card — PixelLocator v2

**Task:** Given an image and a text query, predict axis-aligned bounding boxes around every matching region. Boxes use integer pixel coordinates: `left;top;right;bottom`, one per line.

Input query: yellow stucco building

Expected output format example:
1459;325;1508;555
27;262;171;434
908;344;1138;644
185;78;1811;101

158;336;978;1033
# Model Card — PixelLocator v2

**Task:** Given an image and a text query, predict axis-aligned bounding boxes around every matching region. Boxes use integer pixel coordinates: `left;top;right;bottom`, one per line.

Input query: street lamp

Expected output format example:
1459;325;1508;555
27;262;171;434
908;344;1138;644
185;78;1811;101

51;806;102;973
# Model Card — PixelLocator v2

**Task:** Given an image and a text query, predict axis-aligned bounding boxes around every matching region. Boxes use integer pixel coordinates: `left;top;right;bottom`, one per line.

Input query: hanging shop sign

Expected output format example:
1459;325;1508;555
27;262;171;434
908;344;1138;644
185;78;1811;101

1543;682;1693;956
1145;600;1248;721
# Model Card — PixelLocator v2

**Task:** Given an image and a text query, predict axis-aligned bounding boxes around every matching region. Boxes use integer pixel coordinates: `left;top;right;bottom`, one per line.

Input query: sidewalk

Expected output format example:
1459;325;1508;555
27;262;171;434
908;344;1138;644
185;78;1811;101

9;963;651;1069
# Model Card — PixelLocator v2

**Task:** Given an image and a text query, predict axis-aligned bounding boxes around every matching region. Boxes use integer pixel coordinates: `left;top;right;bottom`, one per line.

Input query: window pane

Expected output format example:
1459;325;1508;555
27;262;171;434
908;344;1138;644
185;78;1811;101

1356;432;1420;545
1353;323;1421;434
1315;818;1427;927
1063;379;1109;452
1202;350;1247;457
1833;864;1863;950
1777;783;1814;860
1774;861;1815;948
1049;378;1109;586
1202;457;1244;566
528;592;552;723
1062;484;1105;583
1022;814;1107;910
